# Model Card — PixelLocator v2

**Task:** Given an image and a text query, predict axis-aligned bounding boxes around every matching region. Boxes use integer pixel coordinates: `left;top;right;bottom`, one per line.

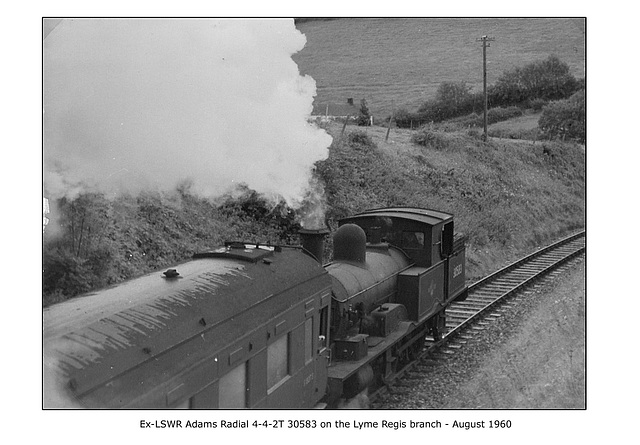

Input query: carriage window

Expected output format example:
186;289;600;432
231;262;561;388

319;306;329;349
401;231;425;248
267;334;289;391
174;397;192;409
305;317;313;364
219;362;247;408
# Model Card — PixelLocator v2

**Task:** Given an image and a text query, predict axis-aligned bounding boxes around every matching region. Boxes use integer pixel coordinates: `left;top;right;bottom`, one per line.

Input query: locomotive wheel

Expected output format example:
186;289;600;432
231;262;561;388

431;311;446;341
407;333;426;360
343;365;374;399
399;347;411;366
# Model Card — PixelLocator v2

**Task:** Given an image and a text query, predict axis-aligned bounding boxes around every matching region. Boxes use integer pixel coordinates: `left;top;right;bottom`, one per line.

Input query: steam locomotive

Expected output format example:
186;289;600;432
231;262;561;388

43;207;467;408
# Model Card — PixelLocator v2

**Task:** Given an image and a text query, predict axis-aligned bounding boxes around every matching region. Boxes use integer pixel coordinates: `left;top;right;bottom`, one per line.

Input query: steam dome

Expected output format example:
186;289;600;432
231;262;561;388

333;224;366;264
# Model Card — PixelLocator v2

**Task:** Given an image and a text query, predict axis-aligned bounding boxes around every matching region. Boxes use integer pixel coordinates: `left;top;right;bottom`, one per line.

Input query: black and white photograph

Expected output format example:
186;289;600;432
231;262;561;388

23;7;631;443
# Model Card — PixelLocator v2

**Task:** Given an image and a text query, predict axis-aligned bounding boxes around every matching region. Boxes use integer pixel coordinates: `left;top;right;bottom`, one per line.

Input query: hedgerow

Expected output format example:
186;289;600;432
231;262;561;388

393;56;582;128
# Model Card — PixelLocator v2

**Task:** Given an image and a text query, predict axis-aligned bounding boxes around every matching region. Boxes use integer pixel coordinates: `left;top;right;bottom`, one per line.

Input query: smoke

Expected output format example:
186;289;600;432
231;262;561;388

298;172;328;229
43;19;332;207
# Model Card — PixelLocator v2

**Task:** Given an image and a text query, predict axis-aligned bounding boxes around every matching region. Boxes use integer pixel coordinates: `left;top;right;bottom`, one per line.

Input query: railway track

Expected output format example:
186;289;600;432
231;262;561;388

370;230;585;406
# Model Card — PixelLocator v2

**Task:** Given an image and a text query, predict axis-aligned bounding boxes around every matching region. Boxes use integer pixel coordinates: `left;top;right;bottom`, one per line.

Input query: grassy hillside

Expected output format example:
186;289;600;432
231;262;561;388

42;121;585;305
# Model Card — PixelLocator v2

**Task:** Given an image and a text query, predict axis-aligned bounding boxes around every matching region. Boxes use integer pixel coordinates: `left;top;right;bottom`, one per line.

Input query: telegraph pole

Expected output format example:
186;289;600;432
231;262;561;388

477;35;495;141
386;100;395;142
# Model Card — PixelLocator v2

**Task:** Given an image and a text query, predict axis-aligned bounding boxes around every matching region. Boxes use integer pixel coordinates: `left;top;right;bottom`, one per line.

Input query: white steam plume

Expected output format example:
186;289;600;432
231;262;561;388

43;19;332;204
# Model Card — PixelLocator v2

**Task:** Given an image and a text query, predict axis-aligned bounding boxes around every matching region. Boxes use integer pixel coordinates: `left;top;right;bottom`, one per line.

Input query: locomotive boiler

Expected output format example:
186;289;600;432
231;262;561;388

43;207;467;408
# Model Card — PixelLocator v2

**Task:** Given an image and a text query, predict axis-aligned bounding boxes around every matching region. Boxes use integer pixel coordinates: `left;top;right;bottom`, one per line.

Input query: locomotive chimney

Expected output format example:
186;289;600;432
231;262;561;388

369;226;382;244
299;227;330;264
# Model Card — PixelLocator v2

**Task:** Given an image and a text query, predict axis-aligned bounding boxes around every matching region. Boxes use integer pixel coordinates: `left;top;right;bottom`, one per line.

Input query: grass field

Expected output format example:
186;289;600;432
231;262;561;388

294;18;586;117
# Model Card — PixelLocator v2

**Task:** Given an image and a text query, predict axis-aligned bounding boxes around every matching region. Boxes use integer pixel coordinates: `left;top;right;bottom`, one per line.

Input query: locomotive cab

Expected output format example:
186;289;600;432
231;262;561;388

341;207;455;268
339;207;467;305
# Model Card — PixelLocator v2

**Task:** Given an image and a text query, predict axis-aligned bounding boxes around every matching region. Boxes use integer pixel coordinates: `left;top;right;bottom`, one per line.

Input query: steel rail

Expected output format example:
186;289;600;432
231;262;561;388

443;230;585;339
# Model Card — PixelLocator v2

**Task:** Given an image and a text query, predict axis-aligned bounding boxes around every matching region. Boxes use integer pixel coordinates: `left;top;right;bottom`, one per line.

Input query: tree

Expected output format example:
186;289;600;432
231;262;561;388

54;193;113;259
489;55;579;107
356;98;371;126
43;193;118;302
436;81;473;115
416;82;476;123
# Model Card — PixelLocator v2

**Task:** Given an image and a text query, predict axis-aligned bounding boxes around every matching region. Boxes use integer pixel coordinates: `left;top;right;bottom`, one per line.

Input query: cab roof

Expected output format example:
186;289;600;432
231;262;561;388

340;207;453;227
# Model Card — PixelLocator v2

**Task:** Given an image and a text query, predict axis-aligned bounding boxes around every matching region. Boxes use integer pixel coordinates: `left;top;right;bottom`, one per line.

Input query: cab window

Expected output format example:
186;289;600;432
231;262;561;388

401;231;425;248
441;222;454;257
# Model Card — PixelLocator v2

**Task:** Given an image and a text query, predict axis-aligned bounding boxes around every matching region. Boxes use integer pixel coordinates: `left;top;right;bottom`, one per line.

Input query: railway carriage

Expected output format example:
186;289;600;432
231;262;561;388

43;207;467;408
44;245;332;408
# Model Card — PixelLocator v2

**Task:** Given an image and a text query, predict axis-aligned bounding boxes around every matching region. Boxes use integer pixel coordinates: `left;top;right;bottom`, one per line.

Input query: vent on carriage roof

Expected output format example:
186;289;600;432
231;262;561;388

163;269;180;278
192;243;275;263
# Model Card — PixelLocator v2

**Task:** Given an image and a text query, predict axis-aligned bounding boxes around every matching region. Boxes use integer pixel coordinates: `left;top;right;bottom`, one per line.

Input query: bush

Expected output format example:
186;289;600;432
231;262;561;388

347;130;375;148
394;108;426;129
411;129;449;150
488;127;540;141
488;55;580;107
218;186;300;242
415;82;482;124
538;90;585;143
443;107;524;130
487;106;524;124
531;98;548;112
